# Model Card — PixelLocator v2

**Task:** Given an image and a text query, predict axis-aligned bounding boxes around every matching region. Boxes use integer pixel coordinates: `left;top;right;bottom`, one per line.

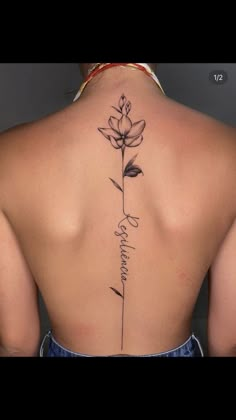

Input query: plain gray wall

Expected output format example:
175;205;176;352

0;63;235;355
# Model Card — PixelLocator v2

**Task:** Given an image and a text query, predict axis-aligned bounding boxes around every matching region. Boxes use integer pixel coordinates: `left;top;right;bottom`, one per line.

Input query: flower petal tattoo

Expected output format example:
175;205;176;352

98;94;146;350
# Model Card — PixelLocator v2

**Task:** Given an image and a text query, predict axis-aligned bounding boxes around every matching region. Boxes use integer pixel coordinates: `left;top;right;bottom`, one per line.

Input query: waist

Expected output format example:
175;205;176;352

40;331;204;357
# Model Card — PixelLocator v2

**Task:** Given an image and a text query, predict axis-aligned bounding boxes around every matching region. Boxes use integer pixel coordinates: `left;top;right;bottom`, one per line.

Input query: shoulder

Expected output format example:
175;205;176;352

0;120;39;177
162;96;236;204
166;97;236;156
0;109;66;205
165;96;235;133
188;105;236;214
0;102;82;206
0;103;76;165
0;122;33;207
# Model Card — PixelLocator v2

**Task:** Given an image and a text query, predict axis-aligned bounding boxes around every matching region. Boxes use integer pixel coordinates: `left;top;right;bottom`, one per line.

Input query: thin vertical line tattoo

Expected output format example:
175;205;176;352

98;94;146;350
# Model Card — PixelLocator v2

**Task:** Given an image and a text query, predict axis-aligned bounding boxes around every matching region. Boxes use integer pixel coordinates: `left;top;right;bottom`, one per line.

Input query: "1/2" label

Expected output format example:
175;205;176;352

209;70;228;85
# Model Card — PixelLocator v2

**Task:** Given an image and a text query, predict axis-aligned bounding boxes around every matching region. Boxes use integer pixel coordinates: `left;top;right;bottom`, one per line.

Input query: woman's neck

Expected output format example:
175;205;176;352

80;63;157;78
78;65;163;100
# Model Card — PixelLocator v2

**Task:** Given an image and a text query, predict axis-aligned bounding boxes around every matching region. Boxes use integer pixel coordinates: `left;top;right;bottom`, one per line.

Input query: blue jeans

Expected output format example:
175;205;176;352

40;331;204;357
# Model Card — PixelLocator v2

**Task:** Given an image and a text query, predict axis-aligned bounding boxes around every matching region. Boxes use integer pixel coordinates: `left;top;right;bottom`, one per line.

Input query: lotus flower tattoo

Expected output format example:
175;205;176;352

98;94;146;351
98;94;145;150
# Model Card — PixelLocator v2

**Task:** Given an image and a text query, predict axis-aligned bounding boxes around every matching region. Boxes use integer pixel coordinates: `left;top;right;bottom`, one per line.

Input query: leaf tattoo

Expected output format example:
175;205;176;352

110;287;123;298
98;94;146;350
125;154;138;170
109;178;123;192
124;164;144;177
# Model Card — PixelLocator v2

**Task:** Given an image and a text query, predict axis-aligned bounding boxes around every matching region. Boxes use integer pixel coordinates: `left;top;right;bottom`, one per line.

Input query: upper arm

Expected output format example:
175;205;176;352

0;210;40;356
208;218;236;356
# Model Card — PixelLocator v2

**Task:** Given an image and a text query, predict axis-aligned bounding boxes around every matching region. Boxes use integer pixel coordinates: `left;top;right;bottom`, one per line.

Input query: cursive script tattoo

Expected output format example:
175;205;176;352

98;94;146;350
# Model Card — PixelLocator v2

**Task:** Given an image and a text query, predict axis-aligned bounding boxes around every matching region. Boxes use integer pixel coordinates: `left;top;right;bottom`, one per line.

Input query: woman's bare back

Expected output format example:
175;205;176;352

1;72;236;355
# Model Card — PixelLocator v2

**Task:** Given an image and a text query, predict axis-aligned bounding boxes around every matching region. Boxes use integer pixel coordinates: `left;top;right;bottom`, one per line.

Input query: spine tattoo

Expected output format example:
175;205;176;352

98;94;146;350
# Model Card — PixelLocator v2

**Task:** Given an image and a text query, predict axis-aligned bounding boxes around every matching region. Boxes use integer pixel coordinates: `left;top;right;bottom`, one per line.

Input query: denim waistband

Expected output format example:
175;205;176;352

40;331;204;357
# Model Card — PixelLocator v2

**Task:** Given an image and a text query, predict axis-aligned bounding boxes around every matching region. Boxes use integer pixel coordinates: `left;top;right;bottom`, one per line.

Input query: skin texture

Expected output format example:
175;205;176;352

0;65;236;356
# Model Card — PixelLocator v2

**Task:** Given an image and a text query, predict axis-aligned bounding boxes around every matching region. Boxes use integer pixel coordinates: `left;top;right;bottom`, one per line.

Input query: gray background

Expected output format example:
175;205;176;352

0;63;235;355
